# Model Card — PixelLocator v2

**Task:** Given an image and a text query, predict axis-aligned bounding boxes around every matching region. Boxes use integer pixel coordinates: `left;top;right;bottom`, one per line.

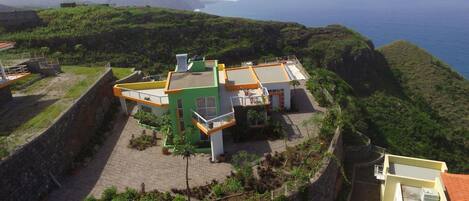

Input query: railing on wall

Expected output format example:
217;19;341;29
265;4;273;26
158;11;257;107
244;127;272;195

4;65;29;75
231;85;270;107
192;110;235;131
120;87;169;105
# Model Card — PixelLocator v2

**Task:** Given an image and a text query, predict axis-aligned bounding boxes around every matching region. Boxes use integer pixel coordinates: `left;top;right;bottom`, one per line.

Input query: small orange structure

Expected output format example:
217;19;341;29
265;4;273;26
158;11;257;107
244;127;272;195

441;173;469;201
0;41;31;103
0;41;31;87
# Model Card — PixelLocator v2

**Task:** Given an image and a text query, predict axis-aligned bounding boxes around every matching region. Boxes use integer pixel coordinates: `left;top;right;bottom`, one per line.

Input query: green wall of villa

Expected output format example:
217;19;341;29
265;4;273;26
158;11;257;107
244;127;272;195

167;66;221;145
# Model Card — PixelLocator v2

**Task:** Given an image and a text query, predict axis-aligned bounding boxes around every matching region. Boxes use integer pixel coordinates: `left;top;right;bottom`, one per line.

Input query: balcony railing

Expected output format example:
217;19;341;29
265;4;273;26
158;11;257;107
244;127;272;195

374;165;385;180
192;110;235;133
120;87;169;105
4;65;29;75
231;86;269;107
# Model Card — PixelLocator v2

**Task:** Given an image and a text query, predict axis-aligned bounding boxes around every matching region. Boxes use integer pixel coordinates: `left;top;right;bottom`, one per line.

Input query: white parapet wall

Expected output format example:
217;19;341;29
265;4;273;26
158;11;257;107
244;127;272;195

210;130;224;162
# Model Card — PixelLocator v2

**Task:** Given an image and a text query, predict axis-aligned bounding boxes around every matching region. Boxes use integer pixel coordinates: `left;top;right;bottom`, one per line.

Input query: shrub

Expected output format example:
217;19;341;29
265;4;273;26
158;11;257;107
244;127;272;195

224;178;243;193
212;183;225;198
172;194;186;201
101;186;117;201
211;178;243;198
231;151;259;170
128;131;157;151
134;110;170;129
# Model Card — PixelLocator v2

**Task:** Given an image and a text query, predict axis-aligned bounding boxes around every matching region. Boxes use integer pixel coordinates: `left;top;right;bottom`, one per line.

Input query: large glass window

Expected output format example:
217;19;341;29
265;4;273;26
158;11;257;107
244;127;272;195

196;97;217;119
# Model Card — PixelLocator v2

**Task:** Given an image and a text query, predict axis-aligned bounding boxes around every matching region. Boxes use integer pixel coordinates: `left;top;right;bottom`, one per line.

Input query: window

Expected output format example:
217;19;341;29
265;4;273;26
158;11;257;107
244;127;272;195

177;99;185;132
196;97;217;119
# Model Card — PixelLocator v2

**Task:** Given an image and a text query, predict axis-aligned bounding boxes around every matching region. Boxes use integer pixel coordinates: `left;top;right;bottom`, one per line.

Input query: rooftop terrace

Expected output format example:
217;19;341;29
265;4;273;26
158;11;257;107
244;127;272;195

389;163;441;181
167;70;215;90
253;65;289;83
225;68;257;85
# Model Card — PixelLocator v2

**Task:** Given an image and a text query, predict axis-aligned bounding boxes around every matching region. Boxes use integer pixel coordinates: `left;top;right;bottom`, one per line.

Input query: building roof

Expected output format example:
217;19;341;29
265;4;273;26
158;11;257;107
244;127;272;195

167;70;215;90
0;41;15;51
441;173;469;201
253;65;290;83
389;162;442;181
225;67;257;85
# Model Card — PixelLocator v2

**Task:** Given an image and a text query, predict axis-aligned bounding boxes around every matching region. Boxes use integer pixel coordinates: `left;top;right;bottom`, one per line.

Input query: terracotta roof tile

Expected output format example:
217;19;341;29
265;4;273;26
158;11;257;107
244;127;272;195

441;172;469;201
0;41;15;51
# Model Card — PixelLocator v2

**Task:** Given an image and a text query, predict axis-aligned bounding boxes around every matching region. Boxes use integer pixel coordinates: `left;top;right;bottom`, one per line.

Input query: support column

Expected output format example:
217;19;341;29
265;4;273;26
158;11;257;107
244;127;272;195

119;97;128;115
0;63;7;80
210;130;224;162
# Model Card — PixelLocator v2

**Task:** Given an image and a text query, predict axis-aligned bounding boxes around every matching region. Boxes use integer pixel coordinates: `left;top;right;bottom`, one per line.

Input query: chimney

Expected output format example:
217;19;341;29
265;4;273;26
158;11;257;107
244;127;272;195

175;54;188;72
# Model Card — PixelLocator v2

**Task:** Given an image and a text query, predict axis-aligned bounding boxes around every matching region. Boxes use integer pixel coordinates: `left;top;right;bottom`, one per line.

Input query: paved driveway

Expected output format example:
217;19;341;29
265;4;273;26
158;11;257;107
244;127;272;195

47;115;232;201
47;80;323;201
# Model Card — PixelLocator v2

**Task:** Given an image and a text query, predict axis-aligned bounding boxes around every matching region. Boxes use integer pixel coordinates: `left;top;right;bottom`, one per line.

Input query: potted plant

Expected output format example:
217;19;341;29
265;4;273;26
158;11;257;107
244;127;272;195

162;147;171;155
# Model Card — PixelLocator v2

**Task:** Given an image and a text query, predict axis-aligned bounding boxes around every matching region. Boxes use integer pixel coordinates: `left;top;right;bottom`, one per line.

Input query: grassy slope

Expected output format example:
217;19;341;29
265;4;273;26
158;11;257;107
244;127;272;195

367;41;468;172
379;41;469;131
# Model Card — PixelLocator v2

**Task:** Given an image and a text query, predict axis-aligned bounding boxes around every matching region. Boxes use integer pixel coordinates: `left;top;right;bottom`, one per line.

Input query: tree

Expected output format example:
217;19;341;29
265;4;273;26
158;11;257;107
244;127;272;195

173;132;196;201
290;80;300;96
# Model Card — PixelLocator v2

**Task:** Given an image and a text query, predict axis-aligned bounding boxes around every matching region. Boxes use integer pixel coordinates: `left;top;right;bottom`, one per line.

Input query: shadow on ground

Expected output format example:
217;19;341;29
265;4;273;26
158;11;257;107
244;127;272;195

47;113;128;201
0;95;58;136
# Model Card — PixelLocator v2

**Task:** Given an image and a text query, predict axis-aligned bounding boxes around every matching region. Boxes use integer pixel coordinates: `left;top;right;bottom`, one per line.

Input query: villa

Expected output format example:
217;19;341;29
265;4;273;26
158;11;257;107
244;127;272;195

374;154;469;201
113;54;306;161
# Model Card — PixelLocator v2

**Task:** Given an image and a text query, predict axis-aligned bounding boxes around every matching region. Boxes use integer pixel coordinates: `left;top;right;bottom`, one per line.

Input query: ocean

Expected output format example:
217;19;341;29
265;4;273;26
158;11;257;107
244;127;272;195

201;0;469;78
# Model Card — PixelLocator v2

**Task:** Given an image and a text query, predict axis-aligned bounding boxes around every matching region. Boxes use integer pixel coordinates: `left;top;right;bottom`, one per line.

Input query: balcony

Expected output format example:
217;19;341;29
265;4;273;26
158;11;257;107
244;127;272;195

230;87;269;107
192;110;236;135
0;65;30;87
113;81;169;107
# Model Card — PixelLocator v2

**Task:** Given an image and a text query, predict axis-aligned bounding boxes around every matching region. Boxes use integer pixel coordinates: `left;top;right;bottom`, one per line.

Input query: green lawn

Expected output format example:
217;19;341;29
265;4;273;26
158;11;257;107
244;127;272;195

112;67;134;80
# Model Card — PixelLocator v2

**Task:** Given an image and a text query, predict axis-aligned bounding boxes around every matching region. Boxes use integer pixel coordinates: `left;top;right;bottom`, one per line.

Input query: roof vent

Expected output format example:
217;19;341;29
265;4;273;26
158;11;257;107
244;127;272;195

176;54;188;72
420;188;439;201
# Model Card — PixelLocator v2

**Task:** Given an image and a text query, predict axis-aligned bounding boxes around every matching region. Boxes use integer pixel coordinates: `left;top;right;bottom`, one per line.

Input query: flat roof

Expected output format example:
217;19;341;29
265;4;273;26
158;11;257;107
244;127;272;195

226;68;256;85
168;71;215;90
389;163;441;181
253;65;289;83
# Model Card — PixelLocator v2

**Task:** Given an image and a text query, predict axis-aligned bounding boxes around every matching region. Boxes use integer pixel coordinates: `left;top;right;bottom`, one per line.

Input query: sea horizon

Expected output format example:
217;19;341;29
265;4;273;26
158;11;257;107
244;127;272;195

201;0;469;79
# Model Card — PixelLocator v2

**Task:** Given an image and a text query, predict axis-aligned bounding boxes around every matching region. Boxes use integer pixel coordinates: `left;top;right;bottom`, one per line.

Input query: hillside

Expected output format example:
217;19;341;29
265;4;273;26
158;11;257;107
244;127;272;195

379;41;469;131
363;41;469;172
0;6;378;87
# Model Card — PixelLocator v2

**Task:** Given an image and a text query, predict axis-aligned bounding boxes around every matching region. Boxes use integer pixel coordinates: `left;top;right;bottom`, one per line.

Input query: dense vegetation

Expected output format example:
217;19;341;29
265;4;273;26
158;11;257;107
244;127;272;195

374;41;469;172
0;6;375;78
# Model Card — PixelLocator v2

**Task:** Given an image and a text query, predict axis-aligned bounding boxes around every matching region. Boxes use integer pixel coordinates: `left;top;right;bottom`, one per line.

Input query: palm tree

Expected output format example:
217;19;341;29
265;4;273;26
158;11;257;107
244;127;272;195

173;132;196;201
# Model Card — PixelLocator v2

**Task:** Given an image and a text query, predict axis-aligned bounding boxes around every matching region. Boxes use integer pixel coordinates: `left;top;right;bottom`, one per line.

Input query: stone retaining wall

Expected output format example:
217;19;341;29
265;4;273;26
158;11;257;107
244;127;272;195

0;68;114;201
287;127;344;201
0;85;13;104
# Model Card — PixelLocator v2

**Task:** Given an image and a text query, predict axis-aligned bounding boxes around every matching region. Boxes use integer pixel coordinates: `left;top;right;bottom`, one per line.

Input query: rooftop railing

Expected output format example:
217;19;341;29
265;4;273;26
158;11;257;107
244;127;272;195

231;84;270;107
120;87;169;105
4;65;29;75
